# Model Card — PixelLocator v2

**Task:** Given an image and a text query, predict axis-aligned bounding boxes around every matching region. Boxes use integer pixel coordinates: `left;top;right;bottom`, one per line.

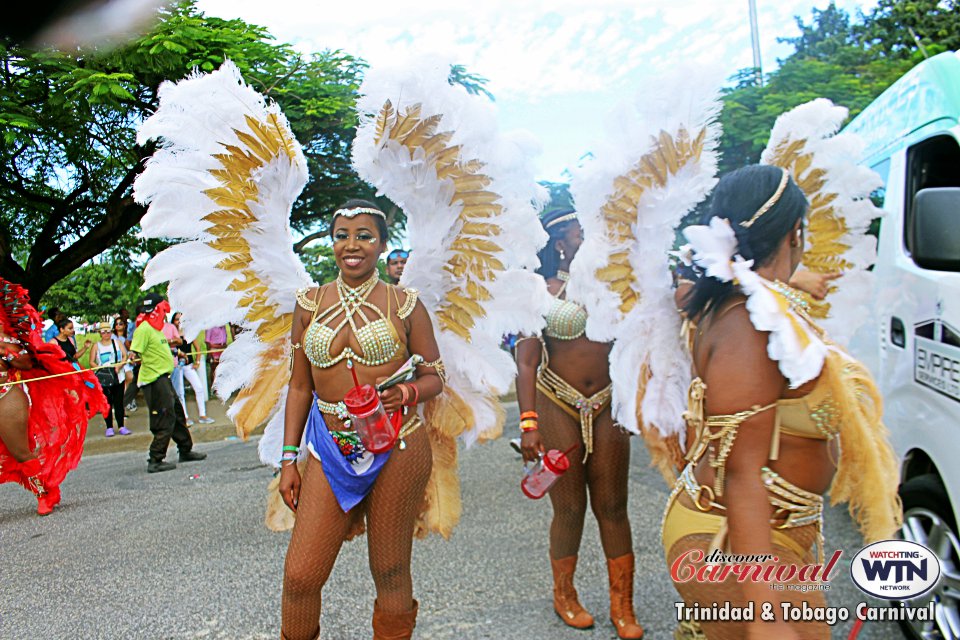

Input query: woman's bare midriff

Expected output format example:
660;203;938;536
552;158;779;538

542;334;612;396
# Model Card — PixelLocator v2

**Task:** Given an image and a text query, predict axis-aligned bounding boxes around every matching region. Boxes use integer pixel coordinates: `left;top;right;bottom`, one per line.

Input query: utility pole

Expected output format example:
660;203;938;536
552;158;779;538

748;0;764;86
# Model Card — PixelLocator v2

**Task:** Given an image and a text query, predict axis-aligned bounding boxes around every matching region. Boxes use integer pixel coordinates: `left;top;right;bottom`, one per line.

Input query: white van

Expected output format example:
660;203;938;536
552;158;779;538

845;51;960;640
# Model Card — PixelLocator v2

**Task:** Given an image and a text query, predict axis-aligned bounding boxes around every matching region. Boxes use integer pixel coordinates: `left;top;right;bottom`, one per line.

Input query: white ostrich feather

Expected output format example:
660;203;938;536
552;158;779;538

134;61;314;452
761;98;883;346
567;66;723;438
353;57;551;446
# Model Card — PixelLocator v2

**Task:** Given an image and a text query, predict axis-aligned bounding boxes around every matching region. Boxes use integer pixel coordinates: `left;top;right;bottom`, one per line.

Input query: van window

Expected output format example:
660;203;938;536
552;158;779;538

904;135;960;255
870;158;890;209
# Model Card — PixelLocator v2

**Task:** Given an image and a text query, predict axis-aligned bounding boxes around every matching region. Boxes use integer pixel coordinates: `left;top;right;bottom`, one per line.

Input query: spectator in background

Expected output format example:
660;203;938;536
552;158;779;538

113;316;136;408
119;308;140;413
129;293;206;473
43;307;65;342
169;313;215;426
118;308;135;340
385;248;408;285
49;318;89;364
204;324;228;387
89;322;131;437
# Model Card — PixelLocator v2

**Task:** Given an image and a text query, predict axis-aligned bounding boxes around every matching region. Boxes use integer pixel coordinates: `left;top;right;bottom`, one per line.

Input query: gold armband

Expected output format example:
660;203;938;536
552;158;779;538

422;357;446;386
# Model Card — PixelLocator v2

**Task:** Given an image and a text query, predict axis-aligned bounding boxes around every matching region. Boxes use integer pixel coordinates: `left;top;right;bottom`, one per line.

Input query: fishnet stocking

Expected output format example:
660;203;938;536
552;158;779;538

537;390;633;561
280;426;433;639
366;426;432;613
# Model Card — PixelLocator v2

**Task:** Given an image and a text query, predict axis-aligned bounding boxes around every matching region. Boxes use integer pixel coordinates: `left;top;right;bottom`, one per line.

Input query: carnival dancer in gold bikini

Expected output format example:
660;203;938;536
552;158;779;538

135;59;550;640
516;208;644;639
278;201;444;640
665;165;901;639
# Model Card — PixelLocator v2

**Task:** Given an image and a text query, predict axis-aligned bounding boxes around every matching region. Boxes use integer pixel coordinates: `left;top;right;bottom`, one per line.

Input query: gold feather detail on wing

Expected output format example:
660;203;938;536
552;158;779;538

233;341;290;439
202;111;300;341
373;100;504;342
765;139;852;319
597;127;706;315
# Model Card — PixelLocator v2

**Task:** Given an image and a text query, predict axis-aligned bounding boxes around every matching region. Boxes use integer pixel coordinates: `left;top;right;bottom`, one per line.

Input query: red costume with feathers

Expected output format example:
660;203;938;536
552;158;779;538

0;278;108;514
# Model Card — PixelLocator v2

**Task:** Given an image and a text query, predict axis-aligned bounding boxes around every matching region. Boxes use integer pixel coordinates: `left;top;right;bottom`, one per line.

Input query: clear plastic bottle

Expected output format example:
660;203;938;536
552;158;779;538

521;449;571;499
344;384;397;453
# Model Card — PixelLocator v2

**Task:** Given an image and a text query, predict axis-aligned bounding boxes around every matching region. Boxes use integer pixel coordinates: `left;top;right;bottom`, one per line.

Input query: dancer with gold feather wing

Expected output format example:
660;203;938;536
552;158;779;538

135;58;549;640
661;102;898;638
510;69;723;640
563;69;724;485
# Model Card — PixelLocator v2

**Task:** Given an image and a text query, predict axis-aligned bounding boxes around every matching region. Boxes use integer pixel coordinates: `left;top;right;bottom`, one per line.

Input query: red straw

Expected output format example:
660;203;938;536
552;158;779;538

347;359;361;389
561;443;579;459
847;606;866;639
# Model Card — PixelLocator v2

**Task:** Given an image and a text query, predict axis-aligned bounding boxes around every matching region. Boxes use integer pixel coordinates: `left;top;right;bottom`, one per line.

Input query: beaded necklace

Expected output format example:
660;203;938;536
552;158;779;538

770;279;810;313
336;270;380;310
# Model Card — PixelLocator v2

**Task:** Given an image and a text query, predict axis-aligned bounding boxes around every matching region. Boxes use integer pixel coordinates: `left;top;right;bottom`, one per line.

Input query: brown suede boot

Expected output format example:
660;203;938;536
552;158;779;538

551;555;594;629
372;599;418;640
607;553;644;639
279;629;318;640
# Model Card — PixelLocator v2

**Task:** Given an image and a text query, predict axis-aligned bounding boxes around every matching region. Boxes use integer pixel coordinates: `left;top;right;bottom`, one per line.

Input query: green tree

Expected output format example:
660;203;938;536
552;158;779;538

448;64;495;101
0;0;367;301
857;0;960;59
299;243;339;287
716;2;923;173
42;262;150;321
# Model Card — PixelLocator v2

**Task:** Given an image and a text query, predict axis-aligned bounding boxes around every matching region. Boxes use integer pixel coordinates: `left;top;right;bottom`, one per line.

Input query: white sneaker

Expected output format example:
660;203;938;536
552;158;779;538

197;416;216;424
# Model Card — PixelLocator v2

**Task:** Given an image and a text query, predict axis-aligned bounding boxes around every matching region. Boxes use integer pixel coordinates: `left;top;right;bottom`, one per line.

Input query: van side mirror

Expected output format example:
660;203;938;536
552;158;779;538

912;188;960;271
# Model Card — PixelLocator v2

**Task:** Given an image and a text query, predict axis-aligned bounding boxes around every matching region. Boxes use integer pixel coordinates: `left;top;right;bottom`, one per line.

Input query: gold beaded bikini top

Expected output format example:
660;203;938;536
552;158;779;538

544;272;587;341
684;375;839;495
297;273;417;369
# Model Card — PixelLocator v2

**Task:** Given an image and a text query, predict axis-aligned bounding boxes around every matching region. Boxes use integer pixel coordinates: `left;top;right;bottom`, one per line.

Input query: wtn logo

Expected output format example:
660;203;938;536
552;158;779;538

850;541;941;600
860;558;927;583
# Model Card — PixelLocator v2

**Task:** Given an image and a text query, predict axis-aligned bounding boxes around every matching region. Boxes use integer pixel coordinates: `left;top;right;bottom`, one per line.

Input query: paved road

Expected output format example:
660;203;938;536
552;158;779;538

2;403;899;639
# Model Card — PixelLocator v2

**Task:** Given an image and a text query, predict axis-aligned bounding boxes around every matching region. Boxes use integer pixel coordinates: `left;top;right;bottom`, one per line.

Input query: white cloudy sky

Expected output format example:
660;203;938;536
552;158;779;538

196;0;877;181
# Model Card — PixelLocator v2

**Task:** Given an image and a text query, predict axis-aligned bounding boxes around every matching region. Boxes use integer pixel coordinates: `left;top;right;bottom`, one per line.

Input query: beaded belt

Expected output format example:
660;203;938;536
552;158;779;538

536;366;612;461
672;463;824;563
316;397;349;421
317;397;423;451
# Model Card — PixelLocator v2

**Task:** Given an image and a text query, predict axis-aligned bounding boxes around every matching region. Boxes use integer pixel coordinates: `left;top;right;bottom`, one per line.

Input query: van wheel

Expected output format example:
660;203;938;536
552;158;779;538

897;474;960;640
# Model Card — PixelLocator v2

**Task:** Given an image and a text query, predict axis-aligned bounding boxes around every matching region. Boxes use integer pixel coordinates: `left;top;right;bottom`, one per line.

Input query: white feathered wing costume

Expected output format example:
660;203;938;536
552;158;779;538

135;60;550;538
565;68;724;482
353;59;550;449
135;60;313;457
760;98;883;347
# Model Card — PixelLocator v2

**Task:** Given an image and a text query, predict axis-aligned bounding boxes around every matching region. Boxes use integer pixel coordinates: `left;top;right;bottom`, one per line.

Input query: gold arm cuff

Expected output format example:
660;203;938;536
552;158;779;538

421;357;446;386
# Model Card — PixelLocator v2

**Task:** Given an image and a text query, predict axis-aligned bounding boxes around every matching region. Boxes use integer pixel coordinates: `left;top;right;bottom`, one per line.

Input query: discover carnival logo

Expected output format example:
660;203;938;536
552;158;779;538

850;539;942;599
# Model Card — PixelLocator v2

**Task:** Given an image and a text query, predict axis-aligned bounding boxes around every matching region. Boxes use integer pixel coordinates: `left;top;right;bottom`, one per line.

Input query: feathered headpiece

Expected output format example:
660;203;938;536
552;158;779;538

0;279;40;346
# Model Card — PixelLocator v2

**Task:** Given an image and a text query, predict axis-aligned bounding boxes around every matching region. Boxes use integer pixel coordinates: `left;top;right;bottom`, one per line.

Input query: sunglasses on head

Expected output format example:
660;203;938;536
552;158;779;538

387;250;409;260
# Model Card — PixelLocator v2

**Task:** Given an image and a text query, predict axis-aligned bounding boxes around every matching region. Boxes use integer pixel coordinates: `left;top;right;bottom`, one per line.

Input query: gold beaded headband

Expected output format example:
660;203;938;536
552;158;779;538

544;212;577;229
334;206;386;220
740;168;790;229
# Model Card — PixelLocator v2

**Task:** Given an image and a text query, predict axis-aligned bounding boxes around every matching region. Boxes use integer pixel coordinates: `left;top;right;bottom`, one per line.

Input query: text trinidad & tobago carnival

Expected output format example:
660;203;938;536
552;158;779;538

671;549;937;625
